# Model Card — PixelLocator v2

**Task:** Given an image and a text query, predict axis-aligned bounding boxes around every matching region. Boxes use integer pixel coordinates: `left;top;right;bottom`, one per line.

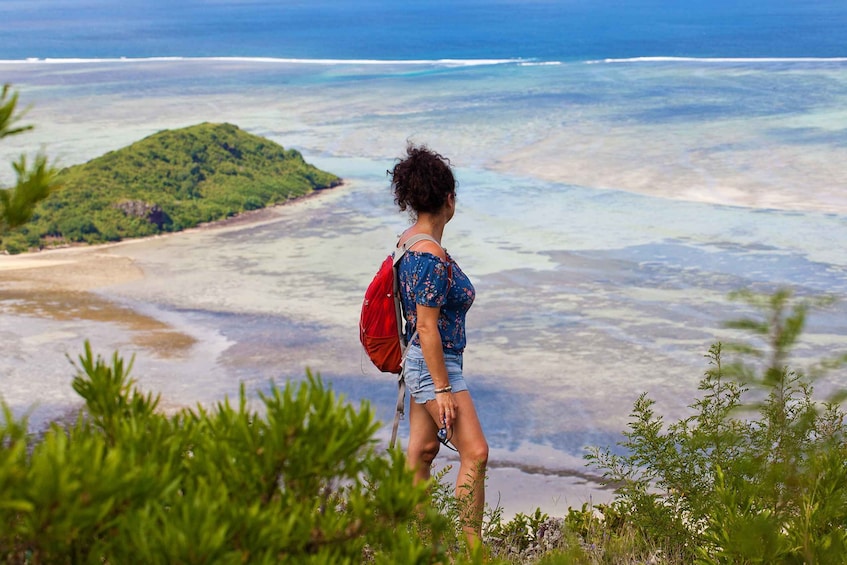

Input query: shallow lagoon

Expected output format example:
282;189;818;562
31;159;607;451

1;59;846;510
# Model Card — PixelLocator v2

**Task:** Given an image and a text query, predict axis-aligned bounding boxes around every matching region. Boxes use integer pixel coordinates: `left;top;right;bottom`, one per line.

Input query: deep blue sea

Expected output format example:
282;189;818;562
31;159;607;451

3;0;847;61
2;0;846;509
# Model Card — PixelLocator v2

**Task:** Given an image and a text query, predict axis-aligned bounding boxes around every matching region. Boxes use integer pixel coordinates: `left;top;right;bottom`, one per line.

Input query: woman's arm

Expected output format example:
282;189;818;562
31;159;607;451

417;303;458;429
403;236;456;426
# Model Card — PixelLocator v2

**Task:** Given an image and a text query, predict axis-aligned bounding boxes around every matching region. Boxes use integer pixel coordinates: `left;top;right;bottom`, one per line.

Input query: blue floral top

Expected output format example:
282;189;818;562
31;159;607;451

398;250;475;353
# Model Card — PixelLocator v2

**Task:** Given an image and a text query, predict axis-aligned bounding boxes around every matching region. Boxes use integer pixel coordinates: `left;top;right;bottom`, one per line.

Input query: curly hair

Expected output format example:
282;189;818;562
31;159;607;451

389;144;456;216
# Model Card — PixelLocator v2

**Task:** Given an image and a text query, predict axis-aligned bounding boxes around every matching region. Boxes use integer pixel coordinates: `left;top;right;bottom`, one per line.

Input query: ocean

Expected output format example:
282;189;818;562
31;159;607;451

3;0;847;61
1;0;847;502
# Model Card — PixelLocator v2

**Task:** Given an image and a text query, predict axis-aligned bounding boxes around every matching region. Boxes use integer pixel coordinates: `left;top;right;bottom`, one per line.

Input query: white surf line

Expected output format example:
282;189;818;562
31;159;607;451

0;56;529;67
588;56;847;64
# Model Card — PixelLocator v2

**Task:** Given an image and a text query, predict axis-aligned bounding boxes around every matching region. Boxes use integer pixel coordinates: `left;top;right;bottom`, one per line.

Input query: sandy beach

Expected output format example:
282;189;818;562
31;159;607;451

0;247;199;357
0;200;314;356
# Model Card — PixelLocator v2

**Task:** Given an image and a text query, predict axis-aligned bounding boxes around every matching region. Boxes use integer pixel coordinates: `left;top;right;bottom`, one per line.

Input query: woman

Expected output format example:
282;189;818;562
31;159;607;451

389;143;489;545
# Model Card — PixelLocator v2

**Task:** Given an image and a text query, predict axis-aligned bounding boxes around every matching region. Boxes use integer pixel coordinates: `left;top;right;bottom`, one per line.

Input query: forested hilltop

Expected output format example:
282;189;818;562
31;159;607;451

1;123;340;253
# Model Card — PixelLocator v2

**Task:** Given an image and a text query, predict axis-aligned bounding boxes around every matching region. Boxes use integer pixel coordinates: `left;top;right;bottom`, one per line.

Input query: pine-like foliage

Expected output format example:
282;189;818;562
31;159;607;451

0;343;452;564
0;84;60;244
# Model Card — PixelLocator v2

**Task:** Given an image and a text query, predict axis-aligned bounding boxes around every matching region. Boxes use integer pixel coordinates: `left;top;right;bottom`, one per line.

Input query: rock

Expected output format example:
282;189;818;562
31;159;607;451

114;200;172;229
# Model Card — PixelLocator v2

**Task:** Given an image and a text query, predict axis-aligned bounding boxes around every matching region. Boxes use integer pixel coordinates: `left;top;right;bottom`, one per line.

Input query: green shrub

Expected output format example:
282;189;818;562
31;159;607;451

0;343;453;563
57;216;99;242
587;288;847;564
0;84;60;245
1;232;28;254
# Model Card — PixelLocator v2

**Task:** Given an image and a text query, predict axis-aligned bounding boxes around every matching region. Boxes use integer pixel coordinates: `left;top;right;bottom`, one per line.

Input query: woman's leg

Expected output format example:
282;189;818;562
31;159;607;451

421;390;489;546
450;391;489;545
406;399;441;483
403;346;488;545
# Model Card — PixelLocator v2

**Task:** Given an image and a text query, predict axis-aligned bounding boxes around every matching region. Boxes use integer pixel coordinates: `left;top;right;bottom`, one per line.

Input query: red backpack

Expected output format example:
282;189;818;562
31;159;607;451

359;233;437;373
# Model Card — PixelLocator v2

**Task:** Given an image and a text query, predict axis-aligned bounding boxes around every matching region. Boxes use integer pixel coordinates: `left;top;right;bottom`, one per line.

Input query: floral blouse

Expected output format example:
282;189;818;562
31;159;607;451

398;250;475;353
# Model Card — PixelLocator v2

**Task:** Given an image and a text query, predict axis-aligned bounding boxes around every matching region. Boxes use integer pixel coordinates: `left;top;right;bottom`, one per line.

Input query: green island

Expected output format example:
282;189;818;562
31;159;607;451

1;122;340;254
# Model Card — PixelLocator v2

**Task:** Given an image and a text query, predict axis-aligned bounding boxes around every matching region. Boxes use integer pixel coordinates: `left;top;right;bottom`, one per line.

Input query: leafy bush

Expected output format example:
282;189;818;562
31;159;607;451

0;343;453;563
0;232;28;255
587;289;847;564
57;216;100;242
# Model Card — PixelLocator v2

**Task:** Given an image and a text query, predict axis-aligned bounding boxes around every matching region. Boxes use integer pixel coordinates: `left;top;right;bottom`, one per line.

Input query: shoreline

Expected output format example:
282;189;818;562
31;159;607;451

0;183;341;278
0;186;345;360
0;185;339;271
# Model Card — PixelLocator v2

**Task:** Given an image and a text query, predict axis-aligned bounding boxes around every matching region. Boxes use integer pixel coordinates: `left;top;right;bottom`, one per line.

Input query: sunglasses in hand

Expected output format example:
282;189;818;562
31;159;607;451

437;426;458;452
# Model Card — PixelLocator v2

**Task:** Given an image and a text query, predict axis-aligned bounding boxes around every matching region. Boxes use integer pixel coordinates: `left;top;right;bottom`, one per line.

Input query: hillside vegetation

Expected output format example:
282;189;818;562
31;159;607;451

1;123;340;253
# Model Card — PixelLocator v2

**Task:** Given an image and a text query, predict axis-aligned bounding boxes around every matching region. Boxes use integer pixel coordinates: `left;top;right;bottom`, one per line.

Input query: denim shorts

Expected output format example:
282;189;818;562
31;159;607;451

403;344;468;404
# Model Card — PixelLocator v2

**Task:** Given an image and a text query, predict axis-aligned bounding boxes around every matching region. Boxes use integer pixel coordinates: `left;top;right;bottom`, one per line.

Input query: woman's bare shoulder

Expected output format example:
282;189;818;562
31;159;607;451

410;239;447;260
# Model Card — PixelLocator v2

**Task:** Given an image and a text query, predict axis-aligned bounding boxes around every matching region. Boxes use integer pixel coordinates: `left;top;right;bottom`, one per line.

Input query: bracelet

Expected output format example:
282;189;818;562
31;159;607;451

434;385;453;394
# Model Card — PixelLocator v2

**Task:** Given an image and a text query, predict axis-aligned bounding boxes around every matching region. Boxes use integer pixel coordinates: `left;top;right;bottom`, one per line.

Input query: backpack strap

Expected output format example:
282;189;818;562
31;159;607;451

391;233;441;349
388;233;443;450
393;233;440;266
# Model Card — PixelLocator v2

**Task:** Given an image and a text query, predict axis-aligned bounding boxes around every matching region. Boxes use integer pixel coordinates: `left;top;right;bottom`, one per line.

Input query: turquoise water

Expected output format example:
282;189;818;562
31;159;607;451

1;2;846;477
